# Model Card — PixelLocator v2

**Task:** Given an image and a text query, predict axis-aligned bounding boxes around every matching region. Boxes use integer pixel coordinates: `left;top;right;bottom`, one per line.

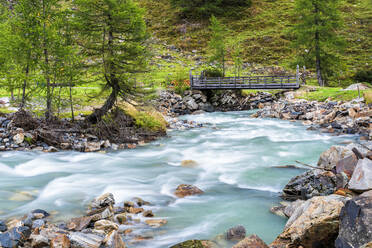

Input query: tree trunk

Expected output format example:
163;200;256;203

20;65;29;109
87;86;118;124
314;2;323;87
42;0;52;121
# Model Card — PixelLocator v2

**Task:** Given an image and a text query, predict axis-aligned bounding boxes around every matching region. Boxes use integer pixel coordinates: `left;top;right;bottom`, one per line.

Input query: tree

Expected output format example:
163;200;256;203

73;0;149;123
230;36;244;77
208;15;227;76
293;0;344;86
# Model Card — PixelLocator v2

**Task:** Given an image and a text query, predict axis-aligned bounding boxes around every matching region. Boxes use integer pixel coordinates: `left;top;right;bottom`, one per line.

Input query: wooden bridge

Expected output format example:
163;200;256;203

190;66;301;90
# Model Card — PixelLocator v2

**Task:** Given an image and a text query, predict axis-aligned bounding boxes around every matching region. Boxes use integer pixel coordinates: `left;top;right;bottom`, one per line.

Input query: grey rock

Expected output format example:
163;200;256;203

89;193;115;209
68;232;104;248
32;219;46;229
0;220;7;232
282;169;337;201
349;159;372;192
284;200;305;218
336;190;372;248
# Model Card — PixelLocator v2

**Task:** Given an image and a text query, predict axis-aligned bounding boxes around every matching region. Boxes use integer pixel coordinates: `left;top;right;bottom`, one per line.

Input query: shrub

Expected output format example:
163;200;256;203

171;0;252;19
354;69;372;84
202;68;224;78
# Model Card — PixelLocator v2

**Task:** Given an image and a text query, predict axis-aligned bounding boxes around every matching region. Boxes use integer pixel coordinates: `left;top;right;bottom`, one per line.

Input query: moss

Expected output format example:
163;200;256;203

120;102;167;132
363;90;372;104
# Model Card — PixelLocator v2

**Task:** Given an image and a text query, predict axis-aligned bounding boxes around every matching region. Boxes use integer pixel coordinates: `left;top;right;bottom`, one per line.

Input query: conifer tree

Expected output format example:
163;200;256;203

73;0;148;123
293;0;344;86
208;15;227;76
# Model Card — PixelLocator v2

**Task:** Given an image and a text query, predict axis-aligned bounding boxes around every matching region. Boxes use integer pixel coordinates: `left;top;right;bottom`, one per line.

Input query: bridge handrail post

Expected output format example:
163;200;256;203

189;69;193;90
296;64;300;87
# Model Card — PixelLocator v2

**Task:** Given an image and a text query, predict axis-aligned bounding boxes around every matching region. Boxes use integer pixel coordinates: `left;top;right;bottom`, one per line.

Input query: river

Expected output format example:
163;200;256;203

0;111;355;247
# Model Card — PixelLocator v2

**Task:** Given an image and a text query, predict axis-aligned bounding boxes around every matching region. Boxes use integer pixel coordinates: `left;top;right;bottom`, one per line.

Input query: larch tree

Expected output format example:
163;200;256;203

73;0;149;123
208;15;227;76
293;0;344;86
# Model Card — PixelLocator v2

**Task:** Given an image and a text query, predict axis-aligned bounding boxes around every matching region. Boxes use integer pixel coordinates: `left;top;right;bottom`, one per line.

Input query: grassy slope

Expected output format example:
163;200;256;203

138;0;372;73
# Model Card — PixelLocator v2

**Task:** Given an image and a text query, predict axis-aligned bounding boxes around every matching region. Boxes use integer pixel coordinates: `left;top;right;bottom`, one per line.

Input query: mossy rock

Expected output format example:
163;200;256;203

170;240;213;248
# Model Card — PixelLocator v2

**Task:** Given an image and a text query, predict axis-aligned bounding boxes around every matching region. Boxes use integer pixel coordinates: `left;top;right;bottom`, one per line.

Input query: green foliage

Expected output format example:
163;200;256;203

202;67;224;77
292;0;345;86
73;0;149;122
208;16;227;76
170;0;252;19
354;69;372;83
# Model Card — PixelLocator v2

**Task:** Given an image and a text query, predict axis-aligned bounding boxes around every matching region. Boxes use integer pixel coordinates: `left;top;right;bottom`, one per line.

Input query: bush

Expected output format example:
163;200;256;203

354;69;372;84
202;68;224;78
171;0;252;19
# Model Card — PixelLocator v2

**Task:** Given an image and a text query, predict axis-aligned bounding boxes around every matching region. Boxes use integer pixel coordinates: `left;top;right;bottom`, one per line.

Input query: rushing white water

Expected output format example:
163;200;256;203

0;111;355;247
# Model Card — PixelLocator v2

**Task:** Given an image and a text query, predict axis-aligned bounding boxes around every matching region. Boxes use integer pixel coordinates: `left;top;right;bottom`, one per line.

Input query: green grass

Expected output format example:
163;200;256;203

297;87;365;102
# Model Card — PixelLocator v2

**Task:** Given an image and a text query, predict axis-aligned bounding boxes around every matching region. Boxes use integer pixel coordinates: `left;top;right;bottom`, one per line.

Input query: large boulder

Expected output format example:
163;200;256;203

271;195;347;248
281;169;337;201
232;235;268;248
335;191;372;248
318;146;353;170
348;158;372;192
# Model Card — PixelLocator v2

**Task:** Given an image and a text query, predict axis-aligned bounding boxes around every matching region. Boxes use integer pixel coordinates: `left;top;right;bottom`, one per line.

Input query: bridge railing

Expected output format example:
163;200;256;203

190;65;301;90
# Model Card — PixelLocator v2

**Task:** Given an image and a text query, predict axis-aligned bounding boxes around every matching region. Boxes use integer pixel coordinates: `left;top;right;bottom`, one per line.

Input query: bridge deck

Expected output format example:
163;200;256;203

190;70;301;90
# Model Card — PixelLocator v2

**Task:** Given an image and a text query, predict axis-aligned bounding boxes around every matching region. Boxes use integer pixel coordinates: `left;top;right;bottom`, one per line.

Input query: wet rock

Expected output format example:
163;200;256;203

142;210;154;217
0;220;7;232
50;234;71;248
127;207;144;214
67;216;93;231
0;226;31;248
68;232;104;248
232;234;268;248
32;209;50;219
181;160;198;168
281;169;337;200
115;214;127;224
145;219;167;228
102;230;126;248
271;195;347;248
318;146;353;170
174;184;204;198
90;193;115;209
94;220;118;234
84;142;101;152
336;190;372;248
226;225;246;241
270;205;286;217
170;240;214;248
348;158;372;192
133;197;150;207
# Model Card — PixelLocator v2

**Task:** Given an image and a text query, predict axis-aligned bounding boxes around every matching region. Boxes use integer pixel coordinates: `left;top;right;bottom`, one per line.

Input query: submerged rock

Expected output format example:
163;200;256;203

145;219;167;228
174;184;204;198
336;191;372;248
226;225;246;241
271;195;347;248
232;235;268;248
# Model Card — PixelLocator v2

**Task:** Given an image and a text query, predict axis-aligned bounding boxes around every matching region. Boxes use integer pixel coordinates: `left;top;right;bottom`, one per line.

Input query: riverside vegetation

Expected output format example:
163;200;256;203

0;0;372;248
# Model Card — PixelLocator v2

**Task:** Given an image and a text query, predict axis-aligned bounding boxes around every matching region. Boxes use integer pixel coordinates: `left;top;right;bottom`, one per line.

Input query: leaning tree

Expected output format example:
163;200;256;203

73;0;148;123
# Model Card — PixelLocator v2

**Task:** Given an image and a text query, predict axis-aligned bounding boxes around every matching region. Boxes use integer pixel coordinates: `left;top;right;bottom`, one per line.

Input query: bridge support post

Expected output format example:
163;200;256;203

189;69;193;91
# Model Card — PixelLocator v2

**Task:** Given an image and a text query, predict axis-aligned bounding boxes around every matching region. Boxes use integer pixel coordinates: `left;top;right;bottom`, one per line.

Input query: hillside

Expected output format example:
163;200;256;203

138;0;372;78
